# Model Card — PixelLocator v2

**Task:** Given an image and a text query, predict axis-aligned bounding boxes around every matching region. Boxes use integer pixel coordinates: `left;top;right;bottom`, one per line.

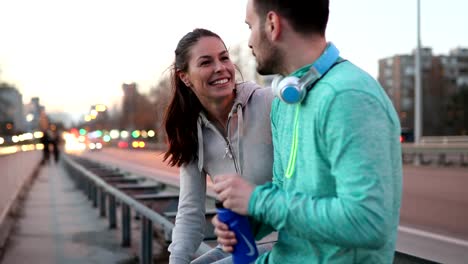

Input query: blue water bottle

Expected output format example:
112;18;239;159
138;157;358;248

216;200;259;264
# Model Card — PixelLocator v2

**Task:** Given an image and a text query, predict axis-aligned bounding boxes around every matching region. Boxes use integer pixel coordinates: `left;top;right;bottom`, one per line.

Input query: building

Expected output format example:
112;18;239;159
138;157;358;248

439;47;468;134
24;97;46;132
378;47;468;136
442;47;468;89
121;83;138;131
0;85;25;133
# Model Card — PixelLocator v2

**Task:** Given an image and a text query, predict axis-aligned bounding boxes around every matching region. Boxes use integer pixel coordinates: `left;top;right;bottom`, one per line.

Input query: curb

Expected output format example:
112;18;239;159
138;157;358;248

0;160;42;259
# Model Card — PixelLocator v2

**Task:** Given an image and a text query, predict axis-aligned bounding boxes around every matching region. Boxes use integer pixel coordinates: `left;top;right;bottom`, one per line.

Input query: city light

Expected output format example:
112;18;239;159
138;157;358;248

95;104;107;112
0;137;4;145
34;131;44;139
0;146;20;155
18;133;34;141
110;130;120;139
63;132;86;153
120;131;129;139
21;144;36;152
26;113;34;122
131;130;140;138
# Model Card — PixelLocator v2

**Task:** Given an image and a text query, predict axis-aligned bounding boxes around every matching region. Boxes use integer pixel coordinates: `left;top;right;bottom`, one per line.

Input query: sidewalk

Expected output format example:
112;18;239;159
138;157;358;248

1;161;136;264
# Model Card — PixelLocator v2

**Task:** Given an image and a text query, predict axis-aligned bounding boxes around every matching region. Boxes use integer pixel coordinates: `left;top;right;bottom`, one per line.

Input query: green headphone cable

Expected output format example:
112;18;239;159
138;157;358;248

285;104;300;178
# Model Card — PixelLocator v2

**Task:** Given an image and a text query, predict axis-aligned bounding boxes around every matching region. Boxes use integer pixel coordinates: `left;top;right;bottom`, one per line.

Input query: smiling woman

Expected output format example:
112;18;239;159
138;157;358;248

162;28;275;264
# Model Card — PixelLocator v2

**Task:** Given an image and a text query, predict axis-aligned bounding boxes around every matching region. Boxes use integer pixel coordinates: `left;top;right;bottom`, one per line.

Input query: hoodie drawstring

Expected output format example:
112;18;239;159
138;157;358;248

197;117;204;171
236;104;243;176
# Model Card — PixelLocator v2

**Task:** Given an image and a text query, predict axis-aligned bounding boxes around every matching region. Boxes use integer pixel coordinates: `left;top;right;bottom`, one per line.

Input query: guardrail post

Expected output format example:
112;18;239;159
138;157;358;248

99;188;107;217
92;185;98;208
438;153;446;166
79;176;84;190
461;154;468;167
86;179;92;200
122;204;131;247
108;195;117;229
140;217;153;264
413;153;420;166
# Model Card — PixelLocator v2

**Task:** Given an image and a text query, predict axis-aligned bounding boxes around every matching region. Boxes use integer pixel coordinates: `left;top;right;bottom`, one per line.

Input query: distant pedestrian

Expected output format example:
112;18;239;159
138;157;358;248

40;130;51;165
51;130;60;162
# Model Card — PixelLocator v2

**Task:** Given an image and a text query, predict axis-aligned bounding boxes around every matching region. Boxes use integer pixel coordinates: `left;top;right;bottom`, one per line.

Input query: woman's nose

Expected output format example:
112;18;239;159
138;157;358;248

214;60;226;72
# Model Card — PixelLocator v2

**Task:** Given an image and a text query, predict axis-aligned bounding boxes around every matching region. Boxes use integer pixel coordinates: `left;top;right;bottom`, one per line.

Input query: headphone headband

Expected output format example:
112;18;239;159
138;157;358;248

299;42;340;90
272;42;341;104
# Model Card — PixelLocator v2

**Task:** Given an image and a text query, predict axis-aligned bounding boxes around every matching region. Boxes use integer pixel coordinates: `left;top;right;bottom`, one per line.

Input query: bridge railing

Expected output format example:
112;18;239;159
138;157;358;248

62;154;213;264
402;136;468;166
420;135;468;144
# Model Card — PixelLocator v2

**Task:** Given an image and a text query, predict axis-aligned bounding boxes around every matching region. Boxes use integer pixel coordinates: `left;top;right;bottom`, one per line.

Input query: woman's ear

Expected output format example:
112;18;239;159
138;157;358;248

178;71;192;88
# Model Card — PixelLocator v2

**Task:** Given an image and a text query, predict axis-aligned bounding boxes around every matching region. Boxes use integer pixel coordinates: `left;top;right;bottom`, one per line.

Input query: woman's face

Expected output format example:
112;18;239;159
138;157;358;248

180;36;236;105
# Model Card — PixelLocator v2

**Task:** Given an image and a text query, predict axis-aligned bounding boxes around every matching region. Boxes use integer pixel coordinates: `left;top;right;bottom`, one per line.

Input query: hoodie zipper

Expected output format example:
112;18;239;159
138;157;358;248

204;109;241;175
225;110;241;174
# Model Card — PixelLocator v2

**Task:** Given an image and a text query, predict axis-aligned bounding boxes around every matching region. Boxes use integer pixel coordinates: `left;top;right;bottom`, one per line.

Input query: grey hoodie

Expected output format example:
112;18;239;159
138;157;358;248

168;81;274;264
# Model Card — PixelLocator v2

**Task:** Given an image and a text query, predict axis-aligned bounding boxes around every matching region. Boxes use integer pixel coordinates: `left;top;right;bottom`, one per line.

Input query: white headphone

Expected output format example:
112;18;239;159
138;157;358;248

271;43;340;104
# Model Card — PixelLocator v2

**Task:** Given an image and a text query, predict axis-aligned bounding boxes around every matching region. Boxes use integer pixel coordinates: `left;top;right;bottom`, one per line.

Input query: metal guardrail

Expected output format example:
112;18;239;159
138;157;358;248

62;154;447;264
420;136;468;144
401;143;468;166
62;154;213;264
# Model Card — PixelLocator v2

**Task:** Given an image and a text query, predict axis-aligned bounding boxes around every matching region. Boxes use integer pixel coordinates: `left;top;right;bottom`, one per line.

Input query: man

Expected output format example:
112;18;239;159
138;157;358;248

212;0;403;263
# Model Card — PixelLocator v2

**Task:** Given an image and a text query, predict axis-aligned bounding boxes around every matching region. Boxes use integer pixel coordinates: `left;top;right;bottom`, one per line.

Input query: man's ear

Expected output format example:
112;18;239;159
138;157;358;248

265;11;281;41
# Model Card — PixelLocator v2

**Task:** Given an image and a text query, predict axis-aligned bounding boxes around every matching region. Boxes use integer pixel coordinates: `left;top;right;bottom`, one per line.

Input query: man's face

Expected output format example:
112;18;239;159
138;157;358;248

245;0;282;75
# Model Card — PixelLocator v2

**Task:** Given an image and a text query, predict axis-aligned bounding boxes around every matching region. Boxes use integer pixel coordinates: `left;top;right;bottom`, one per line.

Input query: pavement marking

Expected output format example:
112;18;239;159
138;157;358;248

399;225;468;248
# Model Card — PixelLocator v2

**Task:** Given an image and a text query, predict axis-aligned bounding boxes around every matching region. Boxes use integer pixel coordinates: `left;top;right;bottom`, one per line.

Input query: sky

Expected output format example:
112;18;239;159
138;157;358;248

0;0;467;122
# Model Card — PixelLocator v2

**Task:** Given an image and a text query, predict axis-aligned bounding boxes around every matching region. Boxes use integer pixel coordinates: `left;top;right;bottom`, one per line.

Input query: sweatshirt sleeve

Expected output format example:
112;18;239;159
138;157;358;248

168;161;207;264
248;90;398;249
249;97;281;240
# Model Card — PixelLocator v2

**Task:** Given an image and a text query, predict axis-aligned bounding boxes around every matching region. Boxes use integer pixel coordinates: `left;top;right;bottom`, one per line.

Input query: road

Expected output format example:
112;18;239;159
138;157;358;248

78;148;468;263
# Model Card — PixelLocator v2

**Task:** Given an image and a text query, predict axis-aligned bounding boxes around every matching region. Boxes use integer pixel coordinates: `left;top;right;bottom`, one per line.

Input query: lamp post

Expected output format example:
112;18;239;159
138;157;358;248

414;0;422;144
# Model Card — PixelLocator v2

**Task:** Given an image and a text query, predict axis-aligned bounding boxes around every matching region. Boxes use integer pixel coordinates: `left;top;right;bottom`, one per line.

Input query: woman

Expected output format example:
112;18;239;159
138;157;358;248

163;28;274;263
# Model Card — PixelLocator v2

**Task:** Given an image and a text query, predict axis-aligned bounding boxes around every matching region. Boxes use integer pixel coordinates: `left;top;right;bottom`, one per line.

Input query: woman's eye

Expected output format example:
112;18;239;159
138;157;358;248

222;56;230;61
200;61;210;66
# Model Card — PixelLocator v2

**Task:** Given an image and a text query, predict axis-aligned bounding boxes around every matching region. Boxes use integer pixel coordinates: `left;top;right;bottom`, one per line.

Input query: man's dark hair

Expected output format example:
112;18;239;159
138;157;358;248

253;0;329;36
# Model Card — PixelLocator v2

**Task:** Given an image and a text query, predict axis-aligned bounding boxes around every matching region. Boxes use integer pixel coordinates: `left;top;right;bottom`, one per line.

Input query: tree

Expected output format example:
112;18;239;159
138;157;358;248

445;86;468;135
149;73;172;144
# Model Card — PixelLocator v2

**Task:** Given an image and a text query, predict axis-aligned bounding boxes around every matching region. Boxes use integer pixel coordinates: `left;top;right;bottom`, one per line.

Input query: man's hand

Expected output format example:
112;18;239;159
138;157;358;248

212;215;236;252
213;174;254;215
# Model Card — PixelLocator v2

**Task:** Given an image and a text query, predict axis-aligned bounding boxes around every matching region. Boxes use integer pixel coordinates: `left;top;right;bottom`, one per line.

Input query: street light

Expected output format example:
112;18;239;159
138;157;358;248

414;0;422;144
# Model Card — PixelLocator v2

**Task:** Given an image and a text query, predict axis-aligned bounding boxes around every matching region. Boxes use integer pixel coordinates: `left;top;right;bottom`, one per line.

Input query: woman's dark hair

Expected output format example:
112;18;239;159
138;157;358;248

163;28;223;167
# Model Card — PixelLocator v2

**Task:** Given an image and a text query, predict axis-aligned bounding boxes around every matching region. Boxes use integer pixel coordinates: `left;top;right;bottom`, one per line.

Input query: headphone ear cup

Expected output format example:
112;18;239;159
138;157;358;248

271;75;284;98
277;76;303;104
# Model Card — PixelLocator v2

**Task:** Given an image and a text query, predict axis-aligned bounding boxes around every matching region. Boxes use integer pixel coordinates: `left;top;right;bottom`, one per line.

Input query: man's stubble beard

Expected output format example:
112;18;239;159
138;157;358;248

255;29;284;76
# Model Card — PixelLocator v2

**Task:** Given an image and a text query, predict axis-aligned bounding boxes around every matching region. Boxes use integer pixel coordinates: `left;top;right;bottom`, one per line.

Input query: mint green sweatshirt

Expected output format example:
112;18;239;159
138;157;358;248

249;60;403;264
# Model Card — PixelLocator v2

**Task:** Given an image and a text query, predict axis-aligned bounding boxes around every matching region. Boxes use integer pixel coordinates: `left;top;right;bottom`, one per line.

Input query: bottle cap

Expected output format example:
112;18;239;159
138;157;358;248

215;199;224;209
